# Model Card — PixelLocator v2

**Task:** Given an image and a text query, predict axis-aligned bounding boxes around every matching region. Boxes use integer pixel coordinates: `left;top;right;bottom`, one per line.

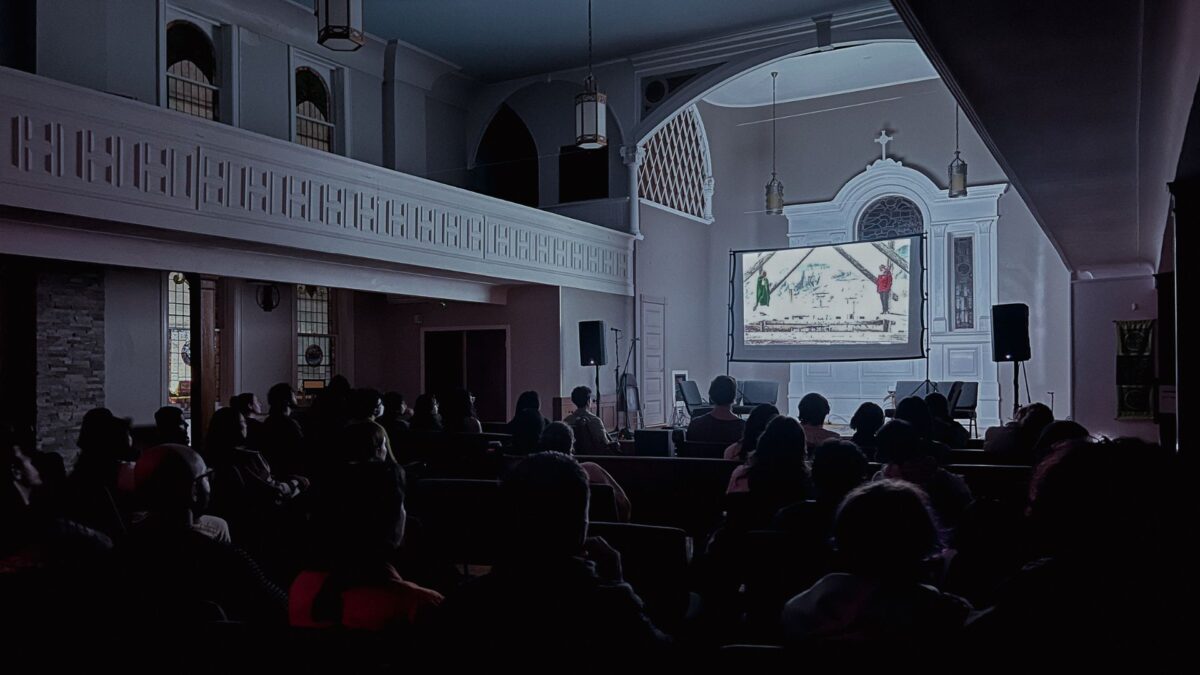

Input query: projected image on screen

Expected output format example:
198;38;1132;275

730;235;923;362
743;240;911;345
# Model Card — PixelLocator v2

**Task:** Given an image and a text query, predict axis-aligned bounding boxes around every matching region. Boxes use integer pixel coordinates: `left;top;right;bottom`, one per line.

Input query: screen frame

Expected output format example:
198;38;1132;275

727;235;926;363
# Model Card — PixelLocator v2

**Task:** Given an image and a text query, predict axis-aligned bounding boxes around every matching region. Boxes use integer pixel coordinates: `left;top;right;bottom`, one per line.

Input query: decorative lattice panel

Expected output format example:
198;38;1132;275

639;106;713;221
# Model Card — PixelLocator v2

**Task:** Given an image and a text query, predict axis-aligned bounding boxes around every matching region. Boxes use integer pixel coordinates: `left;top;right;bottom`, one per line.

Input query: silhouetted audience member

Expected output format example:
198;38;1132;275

984;402;1054;464
68;408;136;535
968;439;1182;666
564;385;619;455
441;389;483;434
1030;419;1089;464
291;462;442;631
724;403;779;461
205;408;307;514
894;396;950;463
775;440;870;535
539;421;631;522
258;383;306;477
925;393;970;448
782;480;969;646
379;392;411;461
341;421;391;464
438;452;667;663
153;406;189;446
686;376;745;445
730;416;811;521
850;402;886;458
874;420;972;529
349;388;395;462
118;444;286;623
797;392;840;447
408;394;443;433
230;393;265;448
507;390;549;454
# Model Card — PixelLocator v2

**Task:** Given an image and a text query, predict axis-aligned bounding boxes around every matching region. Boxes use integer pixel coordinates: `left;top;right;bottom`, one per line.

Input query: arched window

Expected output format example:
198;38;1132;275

857;195;923;241
166;21;219;121
296;68;335;152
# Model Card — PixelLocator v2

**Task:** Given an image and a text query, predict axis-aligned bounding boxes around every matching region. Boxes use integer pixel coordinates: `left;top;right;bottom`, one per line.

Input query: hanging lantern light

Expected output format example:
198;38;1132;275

764;71;784;215
316;0;365;52
575;0;607;149
948;104;968;197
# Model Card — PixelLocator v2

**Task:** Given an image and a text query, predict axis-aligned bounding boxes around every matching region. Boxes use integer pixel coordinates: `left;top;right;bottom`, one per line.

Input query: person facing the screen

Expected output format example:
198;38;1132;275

754;268;771;311
797;392;840;447
877;263;894;314
686;376;745;446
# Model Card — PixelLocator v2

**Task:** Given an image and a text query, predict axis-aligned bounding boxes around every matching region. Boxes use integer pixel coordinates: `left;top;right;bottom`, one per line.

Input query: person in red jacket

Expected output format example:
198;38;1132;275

877;264;894;314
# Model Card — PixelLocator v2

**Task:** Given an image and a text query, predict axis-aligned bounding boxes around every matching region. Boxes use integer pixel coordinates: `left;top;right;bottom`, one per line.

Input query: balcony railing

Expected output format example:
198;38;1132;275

0;66;634;296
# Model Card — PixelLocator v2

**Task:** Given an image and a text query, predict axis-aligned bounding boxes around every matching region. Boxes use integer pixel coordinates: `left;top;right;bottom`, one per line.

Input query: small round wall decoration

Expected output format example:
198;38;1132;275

304;344;324;367
181;340;192;366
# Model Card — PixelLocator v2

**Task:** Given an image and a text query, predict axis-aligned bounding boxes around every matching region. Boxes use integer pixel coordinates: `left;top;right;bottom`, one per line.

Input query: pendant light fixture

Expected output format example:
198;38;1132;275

575;0;607;149
315;0;365;52
948;104;968;197
764;71;784;215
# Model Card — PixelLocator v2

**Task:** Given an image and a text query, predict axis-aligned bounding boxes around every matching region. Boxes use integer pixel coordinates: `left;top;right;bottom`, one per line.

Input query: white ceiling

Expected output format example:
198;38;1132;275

701;41;937;107
360;0;869;82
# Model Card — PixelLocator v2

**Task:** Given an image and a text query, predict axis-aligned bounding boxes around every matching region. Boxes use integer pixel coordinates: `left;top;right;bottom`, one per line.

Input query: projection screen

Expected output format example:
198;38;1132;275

729;235;925;362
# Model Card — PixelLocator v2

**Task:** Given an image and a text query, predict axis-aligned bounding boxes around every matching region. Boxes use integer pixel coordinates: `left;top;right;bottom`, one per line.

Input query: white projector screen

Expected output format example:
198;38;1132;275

730;235;925;362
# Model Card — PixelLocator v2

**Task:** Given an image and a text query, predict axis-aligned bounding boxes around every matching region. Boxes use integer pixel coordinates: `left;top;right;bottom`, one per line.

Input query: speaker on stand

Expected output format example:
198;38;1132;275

992;303;1031;419
579;320;608;424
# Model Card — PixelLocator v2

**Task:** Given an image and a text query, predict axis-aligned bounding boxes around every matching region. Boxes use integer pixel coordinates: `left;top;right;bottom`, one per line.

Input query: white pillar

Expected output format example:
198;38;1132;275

620;144;645;238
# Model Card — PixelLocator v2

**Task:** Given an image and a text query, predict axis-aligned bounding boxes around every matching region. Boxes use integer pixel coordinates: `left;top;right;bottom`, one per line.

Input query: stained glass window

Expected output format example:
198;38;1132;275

952;236;975;330
167;273;192;411
296;285;335;394
857;195;923;241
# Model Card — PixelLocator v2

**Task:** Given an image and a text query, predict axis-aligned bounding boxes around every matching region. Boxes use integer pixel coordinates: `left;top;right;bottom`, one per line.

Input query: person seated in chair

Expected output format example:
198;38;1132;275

849;402;886;459
874;420;972;530
686;376;745;446
539;422;631;522
925;393;970;448
118;444;287;624
153;406;190;446
724;403;779;462
257;383;306;477
781;480;969;646
564;385;620;455
797;393;840;447
291;462;442;631
437;452;667;663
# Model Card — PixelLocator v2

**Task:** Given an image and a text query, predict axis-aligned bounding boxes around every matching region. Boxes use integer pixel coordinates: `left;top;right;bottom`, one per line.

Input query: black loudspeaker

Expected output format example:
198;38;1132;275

992;303;1031;362
579;320;608;366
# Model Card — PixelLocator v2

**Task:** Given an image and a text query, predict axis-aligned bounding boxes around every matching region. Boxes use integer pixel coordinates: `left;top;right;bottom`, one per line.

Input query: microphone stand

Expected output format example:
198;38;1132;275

618;337;639;436
610;327;622;432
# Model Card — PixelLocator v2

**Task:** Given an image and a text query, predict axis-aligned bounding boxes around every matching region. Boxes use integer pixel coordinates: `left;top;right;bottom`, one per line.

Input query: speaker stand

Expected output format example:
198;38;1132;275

1012;360;1022;419
594;363;604;432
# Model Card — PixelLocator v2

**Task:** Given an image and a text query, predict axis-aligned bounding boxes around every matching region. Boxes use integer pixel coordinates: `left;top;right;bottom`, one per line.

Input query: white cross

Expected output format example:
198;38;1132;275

875;130;893;160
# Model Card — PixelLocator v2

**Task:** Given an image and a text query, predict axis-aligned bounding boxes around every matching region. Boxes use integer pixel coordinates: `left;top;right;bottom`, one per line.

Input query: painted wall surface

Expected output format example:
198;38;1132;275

425;96;470;188
104;267;163;424
348;67;385;166
679;81;1071;420
1071;276;1159;441
235;281;294;401
237;29;291;141
36;0;159;103
559;287;633;397
353;285;562;414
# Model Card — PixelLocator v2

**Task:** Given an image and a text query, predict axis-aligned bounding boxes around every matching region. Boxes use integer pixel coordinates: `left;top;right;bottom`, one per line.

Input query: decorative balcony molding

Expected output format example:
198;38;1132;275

0;67;634;296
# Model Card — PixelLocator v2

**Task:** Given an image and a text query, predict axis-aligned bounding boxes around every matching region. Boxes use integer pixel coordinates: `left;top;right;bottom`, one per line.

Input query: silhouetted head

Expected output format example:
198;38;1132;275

509;407;548;453
1016;403;1055;445
230;393;261;417
797;393;831;426
205;407;246;461
349;388;384;421
414;394;438;417
739;404;780;461
341;421;389;463
812;440;869;505
382;392;407;418
441;389;477;425
874;419;930;464
328;375;351;395
75;409;135;475
135;444;210;519
894;396;934;438
709;376;737;407
748;416;810;507
315;461;408;558
571;385;593;410
538;421;575;455
1031;420;1090;463
515;390;541;414
833;479;942;582
502;452;589;557
850;402;886;436
924;393;952;421
267;383;297;412
154;406;189;445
